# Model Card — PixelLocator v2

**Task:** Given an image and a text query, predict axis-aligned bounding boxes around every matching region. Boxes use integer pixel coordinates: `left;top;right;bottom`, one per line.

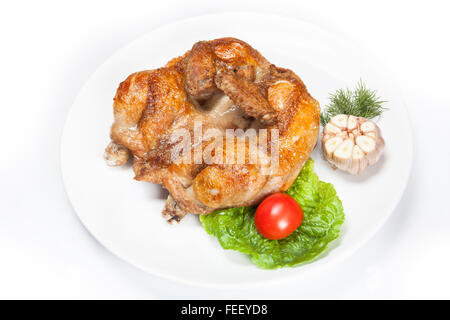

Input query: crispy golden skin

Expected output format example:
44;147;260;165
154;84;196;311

105;38;320;223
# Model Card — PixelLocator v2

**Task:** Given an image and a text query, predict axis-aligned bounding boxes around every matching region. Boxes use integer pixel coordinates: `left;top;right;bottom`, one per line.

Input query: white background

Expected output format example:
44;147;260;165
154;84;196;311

0;0;449;299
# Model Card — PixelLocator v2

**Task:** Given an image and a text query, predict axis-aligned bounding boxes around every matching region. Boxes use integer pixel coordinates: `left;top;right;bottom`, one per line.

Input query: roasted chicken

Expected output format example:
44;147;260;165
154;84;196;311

104;38;320;223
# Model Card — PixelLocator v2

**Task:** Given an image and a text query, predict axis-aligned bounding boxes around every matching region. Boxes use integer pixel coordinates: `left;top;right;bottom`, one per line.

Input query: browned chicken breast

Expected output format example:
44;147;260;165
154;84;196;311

104;38;320;223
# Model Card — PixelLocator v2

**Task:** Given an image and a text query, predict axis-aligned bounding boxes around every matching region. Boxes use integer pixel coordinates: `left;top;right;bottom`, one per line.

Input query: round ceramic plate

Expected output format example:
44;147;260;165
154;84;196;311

61;13;413;287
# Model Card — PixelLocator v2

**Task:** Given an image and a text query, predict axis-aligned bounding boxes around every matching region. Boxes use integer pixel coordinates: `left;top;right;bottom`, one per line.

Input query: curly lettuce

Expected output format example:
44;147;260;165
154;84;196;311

199;159;345;269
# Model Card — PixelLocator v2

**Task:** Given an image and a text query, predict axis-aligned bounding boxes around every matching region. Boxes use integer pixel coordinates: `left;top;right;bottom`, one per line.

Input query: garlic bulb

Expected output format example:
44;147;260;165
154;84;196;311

322;114;385;175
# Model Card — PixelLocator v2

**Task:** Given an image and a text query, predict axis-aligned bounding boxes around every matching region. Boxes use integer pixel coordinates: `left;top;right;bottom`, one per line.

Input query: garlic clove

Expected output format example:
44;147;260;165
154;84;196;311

356;135;376;154
323;123;341;135
360;121;375;133
324;136;344;157
332;138;354;171
347;115;358;131
330;114;348;128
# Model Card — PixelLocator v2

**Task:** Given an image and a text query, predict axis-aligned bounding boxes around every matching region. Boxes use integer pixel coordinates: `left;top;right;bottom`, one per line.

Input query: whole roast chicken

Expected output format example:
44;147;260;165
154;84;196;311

104;38;320;223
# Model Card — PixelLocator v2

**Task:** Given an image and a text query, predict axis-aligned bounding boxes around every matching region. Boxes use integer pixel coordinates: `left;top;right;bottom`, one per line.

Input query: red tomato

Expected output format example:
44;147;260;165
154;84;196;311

255;193;304;240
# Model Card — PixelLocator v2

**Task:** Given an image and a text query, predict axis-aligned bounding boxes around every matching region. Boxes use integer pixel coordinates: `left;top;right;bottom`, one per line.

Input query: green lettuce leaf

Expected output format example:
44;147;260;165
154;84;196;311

199;159;345;269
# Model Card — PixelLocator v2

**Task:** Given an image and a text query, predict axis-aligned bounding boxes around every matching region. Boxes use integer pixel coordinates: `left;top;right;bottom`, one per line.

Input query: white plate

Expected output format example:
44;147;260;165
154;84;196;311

61;13;413;287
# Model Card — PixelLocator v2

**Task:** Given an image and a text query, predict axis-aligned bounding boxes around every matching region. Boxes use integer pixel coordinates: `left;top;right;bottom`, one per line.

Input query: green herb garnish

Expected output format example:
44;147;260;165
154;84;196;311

320;80;387;126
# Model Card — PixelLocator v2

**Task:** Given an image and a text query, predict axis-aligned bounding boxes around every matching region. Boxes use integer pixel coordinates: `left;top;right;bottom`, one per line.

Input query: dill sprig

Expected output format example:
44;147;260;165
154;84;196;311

320;80;388;126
